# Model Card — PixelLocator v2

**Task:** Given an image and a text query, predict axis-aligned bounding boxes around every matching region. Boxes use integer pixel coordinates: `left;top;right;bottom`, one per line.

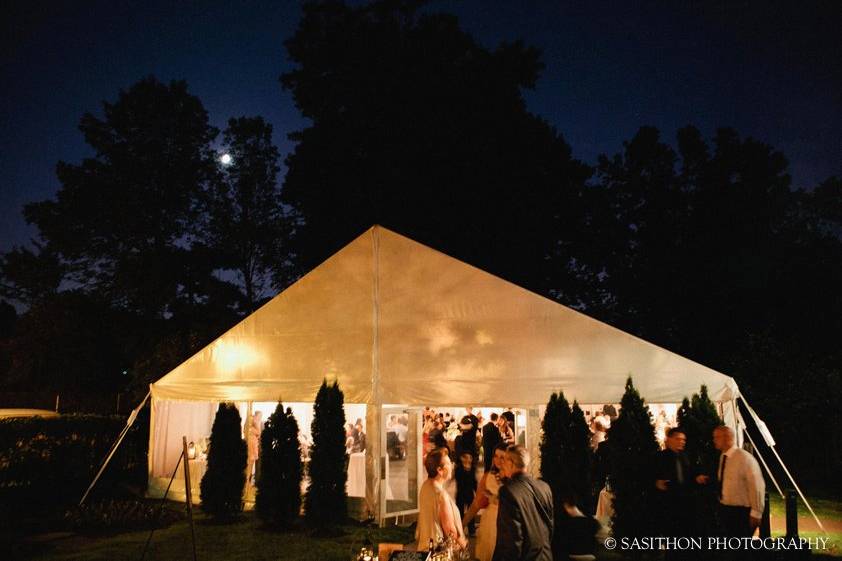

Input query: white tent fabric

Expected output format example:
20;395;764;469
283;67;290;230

149;225;741;517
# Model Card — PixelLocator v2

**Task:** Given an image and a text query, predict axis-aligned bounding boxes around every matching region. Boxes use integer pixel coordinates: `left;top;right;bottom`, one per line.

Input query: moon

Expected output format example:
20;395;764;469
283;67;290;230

220;153;232;165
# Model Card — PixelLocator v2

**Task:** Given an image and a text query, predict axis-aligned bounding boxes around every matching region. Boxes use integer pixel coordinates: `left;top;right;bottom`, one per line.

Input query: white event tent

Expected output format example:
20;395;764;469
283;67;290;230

147;225;743;523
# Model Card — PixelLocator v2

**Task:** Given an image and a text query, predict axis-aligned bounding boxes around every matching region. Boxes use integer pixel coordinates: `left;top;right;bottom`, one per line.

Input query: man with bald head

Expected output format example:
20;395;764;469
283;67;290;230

711;425;765;538
493;445;554;561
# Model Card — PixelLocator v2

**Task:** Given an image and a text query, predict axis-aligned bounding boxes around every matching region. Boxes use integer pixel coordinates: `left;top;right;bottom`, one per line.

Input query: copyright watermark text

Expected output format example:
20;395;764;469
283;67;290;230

603;536;831;552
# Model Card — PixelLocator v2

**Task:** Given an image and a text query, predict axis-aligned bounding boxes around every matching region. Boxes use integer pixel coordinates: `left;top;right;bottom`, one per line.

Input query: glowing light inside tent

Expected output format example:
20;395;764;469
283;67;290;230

475;330;493;346
214;340;263;374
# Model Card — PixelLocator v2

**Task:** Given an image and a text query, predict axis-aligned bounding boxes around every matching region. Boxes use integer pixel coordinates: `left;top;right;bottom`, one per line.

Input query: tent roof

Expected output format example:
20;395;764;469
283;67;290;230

151;226;738;406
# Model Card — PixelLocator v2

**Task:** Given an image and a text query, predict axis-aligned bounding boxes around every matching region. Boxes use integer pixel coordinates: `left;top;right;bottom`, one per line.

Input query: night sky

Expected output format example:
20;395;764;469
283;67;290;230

3;0;840;254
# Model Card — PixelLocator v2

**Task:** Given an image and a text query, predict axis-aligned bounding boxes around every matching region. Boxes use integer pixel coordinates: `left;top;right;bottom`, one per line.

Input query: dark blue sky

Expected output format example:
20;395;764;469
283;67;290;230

3;0;840;253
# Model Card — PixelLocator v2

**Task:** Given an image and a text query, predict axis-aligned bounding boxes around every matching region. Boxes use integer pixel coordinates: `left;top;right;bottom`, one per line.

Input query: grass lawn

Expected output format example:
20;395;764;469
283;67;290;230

14;492;842;561
769;493;842;522
16;510;415;561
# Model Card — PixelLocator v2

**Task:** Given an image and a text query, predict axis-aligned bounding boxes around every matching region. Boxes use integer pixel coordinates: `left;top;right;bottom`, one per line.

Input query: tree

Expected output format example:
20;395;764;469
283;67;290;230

1;292;128;393
0;243;64;308
539;392;571;502
304;380;347;529
204;117;297;312
568;401;594;514
256;401;303;527
607;377;660;547
200;403;247;520
677;385;721;473
280;0;591;299
540;393;594;515
22;76;224;319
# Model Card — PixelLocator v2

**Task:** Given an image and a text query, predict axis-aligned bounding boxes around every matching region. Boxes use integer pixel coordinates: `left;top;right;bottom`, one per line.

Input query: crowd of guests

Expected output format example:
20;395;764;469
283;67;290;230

417;418;765;561
345;418;367;454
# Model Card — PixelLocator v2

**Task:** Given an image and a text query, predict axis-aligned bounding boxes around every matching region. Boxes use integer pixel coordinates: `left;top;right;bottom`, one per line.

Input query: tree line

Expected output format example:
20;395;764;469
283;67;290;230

1;0;839;486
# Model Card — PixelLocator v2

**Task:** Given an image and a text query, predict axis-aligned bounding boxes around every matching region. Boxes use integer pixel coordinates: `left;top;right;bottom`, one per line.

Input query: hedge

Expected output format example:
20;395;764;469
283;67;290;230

0;413;148;509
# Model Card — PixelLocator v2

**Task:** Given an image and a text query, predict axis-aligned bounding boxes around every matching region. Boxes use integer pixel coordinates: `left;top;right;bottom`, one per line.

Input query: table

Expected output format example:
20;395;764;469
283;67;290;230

347;452;366;497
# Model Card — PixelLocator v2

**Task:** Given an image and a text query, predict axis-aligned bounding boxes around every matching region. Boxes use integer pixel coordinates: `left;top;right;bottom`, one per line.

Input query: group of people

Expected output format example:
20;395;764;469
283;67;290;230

418;443;597;561
417;422;765;561
655;426;766;549
344;418;367;454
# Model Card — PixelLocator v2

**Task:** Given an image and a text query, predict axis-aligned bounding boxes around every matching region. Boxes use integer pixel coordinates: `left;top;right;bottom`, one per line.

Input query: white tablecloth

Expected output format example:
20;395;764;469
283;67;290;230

347;452;366;497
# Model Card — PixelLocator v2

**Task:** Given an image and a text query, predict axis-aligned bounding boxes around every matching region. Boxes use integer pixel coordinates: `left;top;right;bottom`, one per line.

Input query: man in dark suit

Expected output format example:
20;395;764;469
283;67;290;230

654;428;697;557
493;445;554;561
482;412;502;470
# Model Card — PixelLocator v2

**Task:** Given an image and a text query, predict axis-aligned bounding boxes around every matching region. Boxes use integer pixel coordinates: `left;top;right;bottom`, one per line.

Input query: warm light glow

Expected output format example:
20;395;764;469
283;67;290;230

220;153;232;165
214;340;263;373
475;329;493;346
426;321;457;354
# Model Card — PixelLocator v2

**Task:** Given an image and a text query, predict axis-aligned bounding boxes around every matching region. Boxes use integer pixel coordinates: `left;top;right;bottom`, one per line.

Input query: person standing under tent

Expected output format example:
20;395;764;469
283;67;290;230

654;428;697;555
699;425;765;539
493;445;554;561
246;411;263;485
417;447;468;552
482;412;503;470
463;443;508;561
459;407;480;456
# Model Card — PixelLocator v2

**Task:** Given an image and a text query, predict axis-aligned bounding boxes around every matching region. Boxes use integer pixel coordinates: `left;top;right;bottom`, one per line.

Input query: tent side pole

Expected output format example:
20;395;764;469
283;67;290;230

738;414;784;498
739;395;826;533
368;226;383;524
80;390;151;505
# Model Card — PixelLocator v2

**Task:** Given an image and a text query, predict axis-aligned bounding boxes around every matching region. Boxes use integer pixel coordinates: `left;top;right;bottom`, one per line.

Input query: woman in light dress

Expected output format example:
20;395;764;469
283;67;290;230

462;443;507;561
246;411;263;484
416;447;468;552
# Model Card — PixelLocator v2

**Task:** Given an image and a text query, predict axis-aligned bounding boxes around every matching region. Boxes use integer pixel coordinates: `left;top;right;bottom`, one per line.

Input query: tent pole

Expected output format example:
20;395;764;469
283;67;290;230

738;414;784;498
739;395;826;534
80;390;151;506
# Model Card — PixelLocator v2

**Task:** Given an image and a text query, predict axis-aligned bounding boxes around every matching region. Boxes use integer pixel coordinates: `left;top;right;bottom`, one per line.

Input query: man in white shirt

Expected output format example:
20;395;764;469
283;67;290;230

711;425;765;537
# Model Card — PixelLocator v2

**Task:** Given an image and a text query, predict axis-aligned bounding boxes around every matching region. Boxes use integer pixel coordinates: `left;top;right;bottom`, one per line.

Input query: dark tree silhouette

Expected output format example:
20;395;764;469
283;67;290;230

23;76;222;319
607;377;660;546
280;0;591;299
304;380;347;529
256;401;303;527
204;116;297;312
200;403;247;520
568;401;594;514
540;393;594;516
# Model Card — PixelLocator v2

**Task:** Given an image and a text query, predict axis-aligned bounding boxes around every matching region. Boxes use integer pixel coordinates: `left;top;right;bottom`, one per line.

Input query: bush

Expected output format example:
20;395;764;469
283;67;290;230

0;413;147;509
677;385;721;473
540;393;594;515
64;499;184;535
607;377;660;548
304;380;347;529
256;401;303;527
200;403;247;520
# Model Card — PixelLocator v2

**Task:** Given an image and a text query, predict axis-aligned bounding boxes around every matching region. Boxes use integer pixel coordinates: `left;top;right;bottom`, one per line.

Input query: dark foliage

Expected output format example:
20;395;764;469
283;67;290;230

304;380;347;529
607;377;660;547
0;415;147;507
200;403;247;520
568;401;594;513
203;117;298;312
677;385;721;474
64;499;184;535
281;0;592;298
256;401;303;527
540;393;594;515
